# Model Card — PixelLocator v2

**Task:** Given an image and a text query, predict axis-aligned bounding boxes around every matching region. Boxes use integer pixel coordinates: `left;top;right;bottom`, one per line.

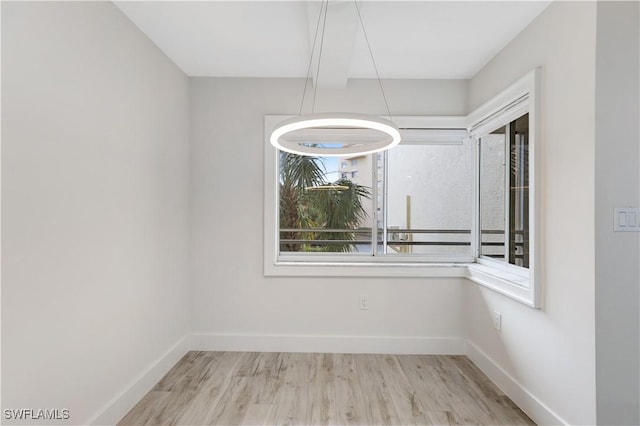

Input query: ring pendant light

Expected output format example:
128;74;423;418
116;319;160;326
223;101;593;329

270;0;401;157
305;184;350;191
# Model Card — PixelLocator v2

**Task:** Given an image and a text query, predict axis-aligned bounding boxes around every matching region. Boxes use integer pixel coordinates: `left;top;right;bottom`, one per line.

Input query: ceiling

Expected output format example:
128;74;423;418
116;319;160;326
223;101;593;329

115;1;551;84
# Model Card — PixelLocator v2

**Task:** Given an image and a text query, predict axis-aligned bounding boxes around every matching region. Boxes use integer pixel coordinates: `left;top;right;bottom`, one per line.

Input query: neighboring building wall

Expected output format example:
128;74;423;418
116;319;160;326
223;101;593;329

1;2;190;424
466;2;598;424
386;141;474;255
594;2;640;424
478;133;507;258
339;154;374;228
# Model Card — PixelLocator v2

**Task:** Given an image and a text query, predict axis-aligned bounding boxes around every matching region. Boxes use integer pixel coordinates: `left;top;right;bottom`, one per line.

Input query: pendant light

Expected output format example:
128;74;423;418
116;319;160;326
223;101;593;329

306;184;349;191
270;0;401;157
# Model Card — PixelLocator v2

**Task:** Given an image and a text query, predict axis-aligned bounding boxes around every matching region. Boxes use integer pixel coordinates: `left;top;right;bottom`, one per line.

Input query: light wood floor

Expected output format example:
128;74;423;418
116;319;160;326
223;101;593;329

118;351;535;426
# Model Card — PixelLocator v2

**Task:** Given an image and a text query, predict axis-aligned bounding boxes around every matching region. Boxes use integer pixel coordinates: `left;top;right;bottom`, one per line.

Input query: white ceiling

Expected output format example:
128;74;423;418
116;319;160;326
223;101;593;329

115;1;551;83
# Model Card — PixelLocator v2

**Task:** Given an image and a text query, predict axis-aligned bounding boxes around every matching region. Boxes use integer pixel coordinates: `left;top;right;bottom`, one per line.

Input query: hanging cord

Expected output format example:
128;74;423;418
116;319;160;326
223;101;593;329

353;0;393;121
311;0;329;114
299;0;327;116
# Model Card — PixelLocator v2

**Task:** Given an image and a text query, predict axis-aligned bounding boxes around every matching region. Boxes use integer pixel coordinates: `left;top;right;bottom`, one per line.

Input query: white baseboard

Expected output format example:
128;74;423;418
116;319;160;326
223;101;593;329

190;332;466;355
86;335;190;425
466;340;567;426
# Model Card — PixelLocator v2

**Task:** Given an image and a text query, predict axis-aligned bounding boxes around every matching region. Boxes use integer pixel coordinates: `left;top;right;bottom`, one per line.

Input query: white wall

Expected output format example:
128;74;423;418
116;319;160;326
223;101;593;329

594;2;640;424
190;77;468;353
466;2;597;425
1;2;190;424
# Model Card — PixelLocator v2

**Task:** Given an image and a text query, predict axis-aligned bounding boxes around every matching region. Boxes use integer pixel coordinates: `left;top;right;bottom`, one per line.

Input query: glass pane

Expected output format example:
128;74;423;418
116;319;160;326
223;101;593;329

385;140;473;255
480;127;506;259
509;114;529;267
278;153;373;254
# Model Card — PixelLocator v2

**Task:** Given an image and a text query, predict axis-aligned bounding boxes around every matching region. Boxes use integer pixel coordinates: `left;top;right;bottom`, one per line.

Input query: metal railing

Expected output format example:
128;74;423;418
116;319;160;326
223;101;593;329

279;228;509;250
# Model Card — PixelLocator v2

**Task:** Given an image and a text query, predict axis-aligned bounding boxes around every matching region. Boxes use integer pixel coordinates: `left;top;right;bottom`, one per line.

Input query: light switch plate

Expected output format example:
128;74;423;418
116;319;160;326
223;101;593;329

614;208;640;232
492;311;502;331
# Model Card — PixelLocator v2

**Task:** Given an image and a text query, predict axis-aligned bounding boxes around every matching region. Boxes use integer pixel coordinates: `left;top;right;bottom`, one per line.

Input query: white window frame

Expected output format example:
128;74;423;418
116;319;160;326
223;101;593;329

263;68;542;308
264;115;471;278
466;68;542;308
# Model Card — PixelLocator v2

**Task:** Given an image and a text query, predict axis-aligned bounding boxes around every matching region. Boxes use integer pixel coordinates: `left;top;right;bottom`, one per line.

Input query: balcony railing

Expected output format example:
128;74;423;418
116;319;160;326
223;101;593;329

279;228;513;253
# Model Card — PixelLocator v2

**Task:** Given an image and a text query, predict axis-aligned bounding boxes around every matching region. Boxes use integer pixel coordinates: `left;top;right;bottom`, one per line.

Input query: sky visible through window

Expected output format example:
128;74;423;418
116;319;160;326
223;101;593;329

323;157;340;181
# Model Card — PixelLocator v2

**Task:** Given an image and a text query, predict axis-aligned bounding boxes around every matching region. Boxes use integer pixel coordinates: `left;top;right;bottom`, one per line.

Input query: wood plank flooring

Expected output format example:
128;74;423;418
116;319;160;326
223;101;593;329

118;351;535;426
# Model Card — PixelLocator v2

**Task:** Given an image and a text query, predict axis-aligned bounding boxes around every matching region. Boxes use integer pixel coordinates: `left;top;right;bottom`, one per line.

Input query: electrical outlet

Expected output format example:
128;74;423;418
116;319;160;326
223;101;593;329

359;295;369;310
614;207;640;231
493;311;502;331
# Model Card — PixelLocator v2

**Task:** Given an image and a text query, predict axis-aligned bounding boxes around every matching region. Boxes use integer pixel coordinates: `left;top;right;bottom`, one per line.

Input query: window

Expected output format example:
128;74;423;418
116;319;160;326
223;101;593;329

384;139;473;257
479;114;529;267
267;118;472;264
467;68;541;307
264;69;541;307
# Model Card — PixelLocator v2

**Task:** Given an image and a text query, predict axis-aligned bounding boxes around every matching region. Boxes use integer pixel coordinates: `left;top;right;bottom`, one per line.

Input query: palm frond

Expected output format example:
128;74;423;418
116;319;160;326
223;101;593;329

278;152;371;253
280;152;326;188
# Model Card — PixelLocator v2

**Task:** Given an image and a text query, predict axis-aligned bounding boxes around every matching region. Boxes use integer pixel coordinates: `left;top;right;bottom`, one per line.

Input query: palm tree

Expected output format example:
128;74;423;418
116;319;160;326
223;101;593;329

307;178;370;252
279;152;325;252
279;152;371;253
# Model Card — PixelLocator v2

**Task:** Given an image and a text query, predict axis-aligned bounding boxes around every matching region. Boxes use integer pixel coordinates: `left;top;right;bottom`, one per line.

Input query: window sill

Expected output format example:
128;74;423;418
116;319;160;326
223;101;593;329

265;261;540;308
265;261;468;278
465;263;537;308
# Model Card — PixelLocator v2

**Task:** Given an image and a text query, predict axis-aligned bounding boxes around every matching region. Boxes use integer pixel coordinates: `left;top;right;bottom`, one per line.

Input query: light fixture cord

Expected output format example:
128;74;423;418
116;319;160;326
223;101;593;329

299;0;327;116
311;0;329;114
353;0;394;121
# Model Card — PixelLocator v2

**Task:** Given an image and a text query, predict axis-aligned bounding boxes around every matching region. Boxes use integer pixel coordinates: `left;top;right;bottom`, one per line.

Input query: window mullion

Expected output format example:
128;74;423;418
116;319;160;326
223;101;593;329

382;151;389;254
473;137;481;259
504;122;511;263
371;153;378;256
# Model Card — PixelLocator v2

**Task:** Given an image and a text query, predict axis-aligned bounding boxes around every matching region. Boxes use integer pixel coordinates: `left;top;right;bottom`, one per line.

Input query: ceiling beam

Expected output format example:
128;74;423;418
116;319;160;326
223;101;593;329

305;1;359;89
